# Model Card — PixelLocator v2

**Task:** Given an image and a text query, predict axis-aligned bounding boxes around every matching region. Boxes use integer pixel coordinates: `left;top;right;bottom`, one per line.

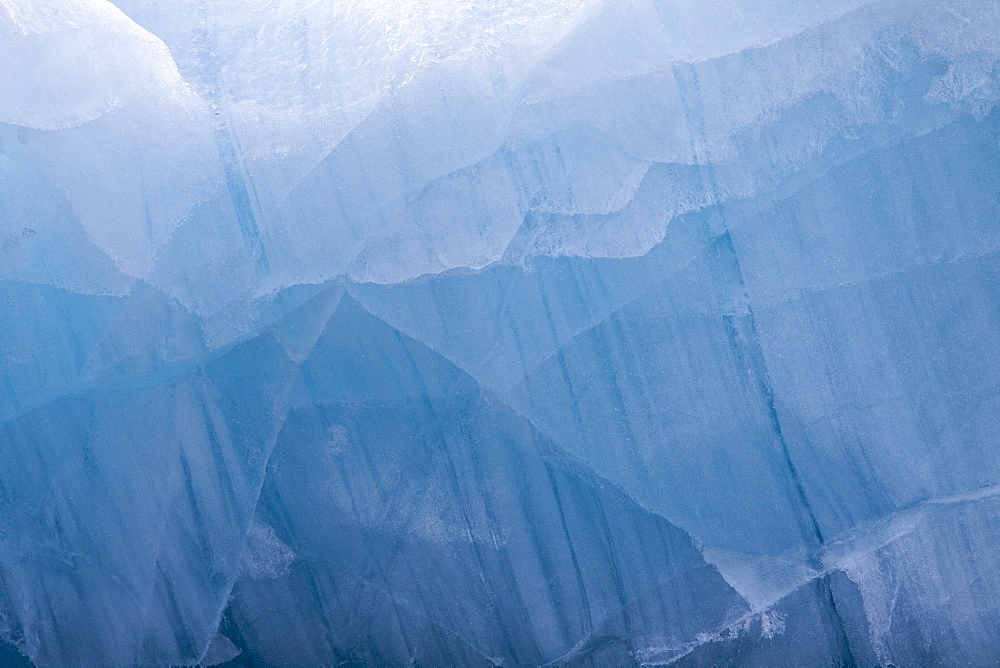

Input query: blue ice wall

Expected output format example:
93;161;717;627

1;0;1000;665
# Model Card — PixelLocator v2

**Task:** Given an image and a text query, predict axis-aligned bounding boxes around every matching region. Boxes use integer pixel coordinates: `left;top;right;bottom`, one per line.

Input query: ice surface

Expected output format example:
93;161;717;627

2;0;1000;664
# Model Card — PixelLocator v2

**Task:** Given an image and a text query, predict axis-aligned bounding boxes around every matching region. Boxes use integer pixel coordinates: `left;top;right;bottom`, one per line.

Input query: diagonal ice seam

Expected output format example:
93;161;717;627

689;483;1000;663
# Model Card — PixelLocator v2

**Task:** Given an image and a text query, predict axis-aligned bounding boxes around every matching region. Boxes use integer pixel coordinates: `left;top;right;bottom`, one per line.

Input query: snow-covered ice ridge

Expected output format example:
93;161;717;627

1;0;999;664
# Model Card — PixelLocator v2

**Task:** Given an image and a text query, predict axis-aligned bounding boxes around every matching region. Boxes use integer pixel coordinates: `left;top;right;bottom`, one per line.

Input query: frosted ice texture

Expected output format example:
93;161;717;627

1;0;999;664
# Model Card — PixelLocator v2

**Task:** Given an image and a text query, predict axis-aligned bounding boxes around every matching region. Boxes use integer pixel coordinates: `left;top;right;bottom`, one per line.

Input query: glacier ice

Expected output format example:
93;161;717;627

1;0;1000;664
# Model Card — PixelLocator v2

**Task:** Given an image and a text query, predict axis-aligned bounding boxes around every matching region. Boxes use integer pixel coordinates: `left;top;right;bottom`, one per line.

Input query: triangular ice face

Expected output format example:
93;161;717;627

223;295;750;665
